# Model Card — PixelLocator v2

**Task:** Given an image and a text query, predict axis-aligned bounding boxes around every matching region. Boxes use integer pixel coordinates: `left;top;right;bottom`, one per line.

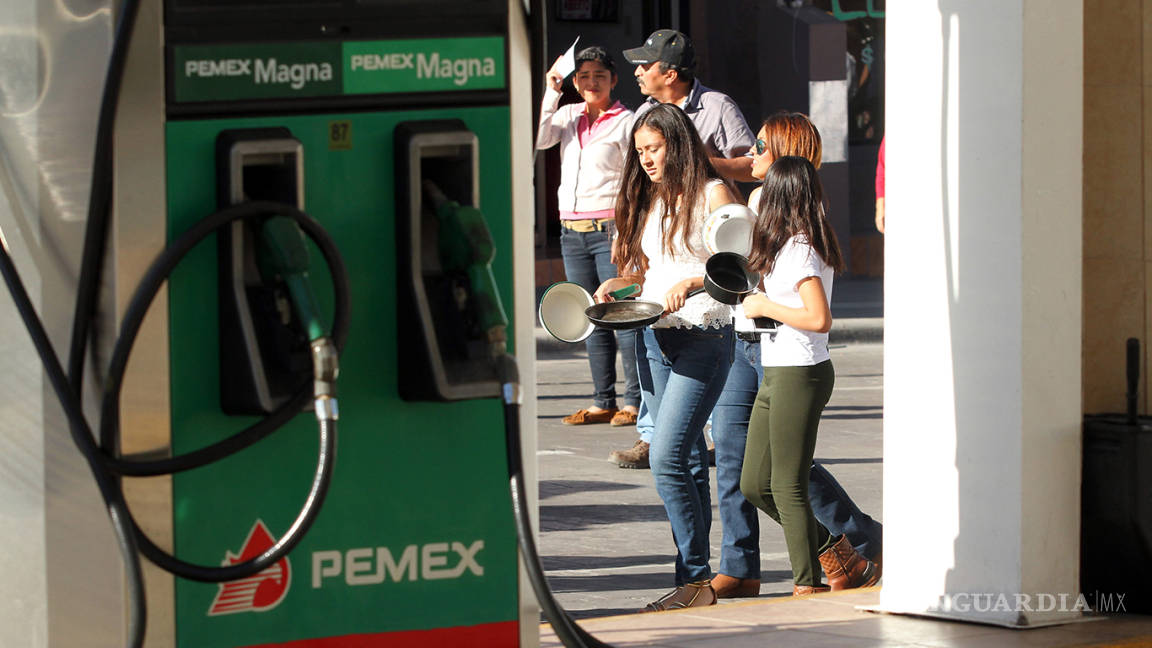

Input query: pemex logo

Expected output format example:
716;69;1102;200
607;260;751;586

208;520;292;616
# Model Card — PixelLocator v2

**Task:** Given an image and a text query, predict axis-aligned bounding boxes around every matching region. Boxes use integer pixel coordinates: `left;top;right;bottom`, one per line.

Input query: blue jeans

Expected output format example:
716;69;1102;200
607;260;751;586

709;338;763;579
712;339;883;572
560;225;639;409
641;325;734;585
810;463;883;563
635;329;654;443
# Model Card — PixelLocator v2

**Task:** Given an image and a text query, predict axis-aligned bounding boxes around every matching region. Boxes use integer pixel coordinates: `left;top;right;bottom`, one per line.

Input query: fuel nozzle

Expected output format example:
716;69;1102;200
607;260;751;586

422;180;508;356
256;216;339;418
257;216;328;342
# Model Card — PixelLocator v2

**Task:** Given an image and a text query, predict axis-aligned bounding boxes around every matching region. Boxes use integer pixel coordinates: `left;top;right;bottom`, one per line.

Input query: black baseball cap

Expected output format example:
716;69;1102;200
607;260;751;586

623;29;696;71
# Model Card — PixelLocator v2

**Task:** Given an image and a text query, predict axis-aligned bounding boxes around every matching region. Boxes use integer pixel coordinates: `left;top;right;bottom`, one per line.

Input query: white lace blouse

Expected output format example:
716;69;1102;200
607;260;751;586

638;179;732;329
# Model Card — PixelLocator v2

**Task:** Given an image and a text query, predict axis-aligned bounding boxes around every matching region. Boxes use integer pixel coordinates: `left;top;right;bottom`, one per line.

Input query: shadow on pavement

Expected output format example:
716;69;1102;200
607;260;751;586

542;554;672;570
540;479;645;499
541;504;668;530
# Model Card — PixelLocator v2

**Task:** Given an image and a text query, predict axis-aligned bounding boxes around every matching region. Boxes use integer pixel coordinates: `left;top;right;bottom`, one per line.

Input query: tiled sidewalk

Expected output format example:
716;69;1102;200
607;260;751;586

539;589;1152;648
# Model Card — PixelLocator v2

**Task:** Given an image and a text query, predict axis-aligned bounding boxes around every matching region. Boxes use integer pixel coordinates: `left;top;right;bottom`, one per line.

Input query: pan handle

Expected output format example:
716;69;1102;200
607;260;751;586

753;316;780;329
608;283;641;300
687;287;704;298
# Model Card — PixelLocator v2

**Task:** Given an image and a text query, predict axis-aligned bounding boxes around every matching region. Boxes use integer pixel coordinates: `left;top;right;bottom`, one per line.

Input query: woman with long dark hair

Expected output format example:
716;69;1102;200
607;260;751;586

711;113;882;599
739;155;878;595
594;103;738;611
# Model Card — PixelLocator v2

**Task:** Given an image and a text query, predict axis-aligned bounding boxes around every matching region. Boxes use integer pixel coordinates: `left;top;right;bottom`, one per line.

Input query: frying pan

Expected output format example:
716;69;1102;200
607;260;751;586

584;288;705;330
703;252;779;330
703;204;755;256
704;252;759;305
538;282;641;343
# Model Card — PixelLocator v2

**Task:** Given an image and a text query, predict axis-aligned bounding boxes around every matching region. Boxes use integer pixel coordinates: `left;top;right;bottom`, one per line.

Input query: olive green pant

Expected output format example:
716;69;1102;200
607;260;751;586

739;360;836;587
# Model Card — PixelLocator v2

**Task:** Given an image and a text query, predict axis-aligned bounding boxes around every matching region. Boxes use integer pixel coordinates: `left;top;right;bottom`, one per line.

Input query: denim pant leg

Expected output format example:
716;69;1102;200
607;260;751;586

809;463;883;562
634;327;655;444
709;338;761;580
615;329;641;408
645;325;734;585
560;226;618;409
587;222;641;409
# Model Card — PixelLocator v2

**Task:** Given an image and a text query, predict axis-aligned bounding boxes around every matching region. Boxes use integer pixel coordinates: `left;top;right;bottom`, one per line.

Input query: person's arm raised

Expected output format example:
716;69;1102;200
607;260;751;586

710;156;756;183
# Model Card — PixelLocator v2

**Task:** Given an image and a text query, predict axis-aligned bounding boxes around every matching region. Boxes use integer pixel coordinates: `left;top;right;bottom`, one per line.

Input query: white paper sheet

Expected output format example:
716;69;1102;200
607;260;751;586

555;37;580;78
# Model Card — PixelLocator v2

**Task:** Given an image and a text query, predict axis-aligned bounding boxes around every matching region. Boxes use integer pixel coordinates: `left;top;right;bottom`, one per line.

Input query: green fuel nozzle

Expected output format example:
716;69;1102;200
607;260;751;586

422;180;509;356
257;216;339;412
257;216;328;343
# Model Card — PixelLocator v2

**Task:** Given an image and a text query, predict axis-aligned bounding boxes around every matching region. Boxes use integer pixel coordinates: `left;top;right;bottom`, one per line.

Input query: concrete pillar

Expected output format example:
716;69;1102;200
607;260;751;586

881;0;1083;627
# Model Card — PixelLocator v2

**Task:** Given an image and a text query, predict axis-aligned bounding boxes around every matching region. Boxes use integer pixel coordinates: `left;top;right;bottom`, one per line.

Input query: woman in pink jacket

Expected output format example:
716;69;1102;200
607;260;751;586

536;46;639;427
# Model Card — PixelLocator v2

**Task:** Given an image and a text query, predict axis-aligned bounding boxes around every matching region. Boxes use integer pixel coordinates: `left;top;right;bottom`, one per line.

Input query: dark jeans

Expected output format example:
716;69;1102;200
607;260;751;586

559;225;639;409
710;339;762;579
714;340;883;579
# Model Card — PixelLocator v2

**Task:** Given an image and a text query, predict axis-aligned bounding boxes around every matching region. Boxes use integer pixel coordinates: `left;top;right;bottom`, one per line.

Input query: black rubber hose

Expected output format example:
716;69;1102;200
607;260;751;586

91;201;347;581
67;0;141;405
134;414;337;582
497;356;614;648
0;238;147;647
99;201;349;476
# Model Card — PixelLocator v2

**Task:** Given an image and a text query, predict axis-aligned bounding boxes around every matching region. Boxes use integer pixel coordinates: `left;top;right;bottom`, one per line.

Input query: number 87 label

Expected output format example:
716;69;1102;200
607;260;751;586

329;120;352;150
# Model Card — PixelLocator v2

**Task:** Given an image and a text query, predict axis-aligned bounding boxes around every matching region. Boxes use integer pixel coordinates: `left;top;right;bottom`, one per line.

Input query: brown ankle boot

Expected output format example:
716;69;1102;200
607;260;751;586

817;534;879;591
792;584;831;596
711;573;760;598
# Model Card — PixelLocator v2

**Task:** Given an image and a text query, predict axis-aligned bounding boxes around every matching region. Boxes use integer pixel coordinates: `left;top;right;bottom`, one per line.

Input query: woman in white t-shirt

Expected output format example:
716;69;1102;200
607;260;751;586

738;156;875;595
594;103;739;611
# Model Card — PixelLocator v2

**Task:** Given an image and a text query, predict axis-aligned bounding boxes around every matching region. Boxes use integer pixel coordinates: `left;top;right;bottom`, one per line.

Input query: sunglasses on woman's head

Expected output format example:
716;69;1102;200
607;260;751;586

754;138;767;155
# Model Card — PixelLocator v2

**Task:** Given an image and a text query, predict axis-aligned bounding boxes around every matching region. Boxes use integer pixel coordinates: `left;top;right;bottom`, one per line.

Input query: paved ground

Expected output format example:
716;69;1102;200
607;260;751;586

534;336;883;619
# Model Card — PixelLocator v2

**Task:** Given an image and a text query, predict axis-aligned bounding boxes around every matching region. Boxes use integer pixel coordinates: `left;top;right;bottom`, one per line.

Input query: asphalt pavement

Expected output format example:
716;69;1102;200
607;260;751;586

533;285;884;619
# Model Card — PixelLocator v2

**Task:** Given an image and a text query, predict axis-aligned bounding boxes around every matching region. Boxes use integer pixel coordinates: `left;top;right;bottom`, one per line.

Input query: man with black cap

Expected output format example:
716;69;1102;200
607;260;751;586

623;29;757;182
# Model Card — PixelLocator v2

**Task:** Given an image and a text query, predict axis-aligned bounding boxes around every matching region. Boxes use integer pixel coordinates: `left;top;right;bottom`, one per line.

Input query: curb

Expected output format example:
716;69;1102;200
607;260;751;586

535;318;883;355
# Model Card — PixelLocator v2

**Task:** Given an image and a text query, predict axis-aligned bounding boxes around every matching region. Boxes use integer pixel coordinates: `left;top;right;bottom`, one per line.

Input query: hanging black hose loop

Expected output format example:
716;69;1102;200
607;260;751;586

98;200;349;476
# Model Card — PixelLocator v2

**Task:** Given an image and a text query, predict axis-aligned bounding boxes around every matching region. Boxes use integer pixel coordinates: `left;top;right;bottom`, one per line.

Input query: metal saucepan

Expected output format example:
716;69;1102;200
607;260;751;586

704;252;779;330
584;288;705;330
704;252;759;305
538;282;641;343
703;203;756;256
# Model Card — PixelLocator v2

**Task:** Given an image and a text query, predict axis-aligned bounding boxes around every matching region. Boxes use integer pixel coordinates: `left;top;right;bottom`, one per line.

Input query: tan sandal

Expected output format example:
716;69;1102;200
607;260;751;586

642;580;716;612
562;408;617;425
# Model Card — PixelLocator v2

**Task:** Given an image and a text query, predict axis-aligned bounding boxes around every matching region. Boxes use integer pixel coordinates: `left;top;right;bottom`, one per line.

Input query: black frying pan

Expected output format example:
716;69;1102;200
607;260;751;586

704;252;758;305
704;253;779;329
584;288;705;330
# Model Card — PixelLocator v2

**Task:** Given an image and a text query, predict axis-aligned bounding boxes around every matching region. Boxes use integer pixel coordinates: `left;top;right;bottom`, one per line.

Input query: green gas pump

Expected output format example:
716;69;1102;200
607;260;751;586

120;1;537;645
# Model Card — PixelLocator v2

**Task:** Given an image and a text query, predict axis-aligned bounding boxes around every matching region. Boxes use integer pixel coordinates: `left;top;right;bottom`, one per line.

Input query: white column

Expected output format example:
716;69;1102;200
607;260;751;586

881;0;1083;627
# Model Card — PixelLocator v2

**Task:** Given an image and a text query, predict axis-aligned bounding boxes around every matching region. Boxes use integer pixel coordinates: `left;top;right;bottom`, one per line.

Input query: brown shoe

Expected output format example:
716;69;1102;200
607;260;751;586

608;440;649;469
562;408;617;425
792;584;831;596
711;573;760;598
642;581;716;612
610;409;637;426
818;534;880;591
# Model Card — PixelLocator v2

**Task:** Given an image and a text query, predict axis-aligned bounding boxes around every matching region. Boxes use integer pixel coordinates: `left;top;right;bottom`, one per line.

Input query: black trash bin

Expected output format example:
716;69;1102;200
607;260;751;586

1080;338;1152;614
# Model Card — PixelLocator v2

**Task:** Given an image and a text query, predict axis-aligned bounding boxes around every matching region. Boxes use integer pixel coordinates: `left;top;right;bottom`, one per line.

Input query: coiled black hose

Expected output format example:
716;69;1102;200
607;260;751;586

0;199;349;644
